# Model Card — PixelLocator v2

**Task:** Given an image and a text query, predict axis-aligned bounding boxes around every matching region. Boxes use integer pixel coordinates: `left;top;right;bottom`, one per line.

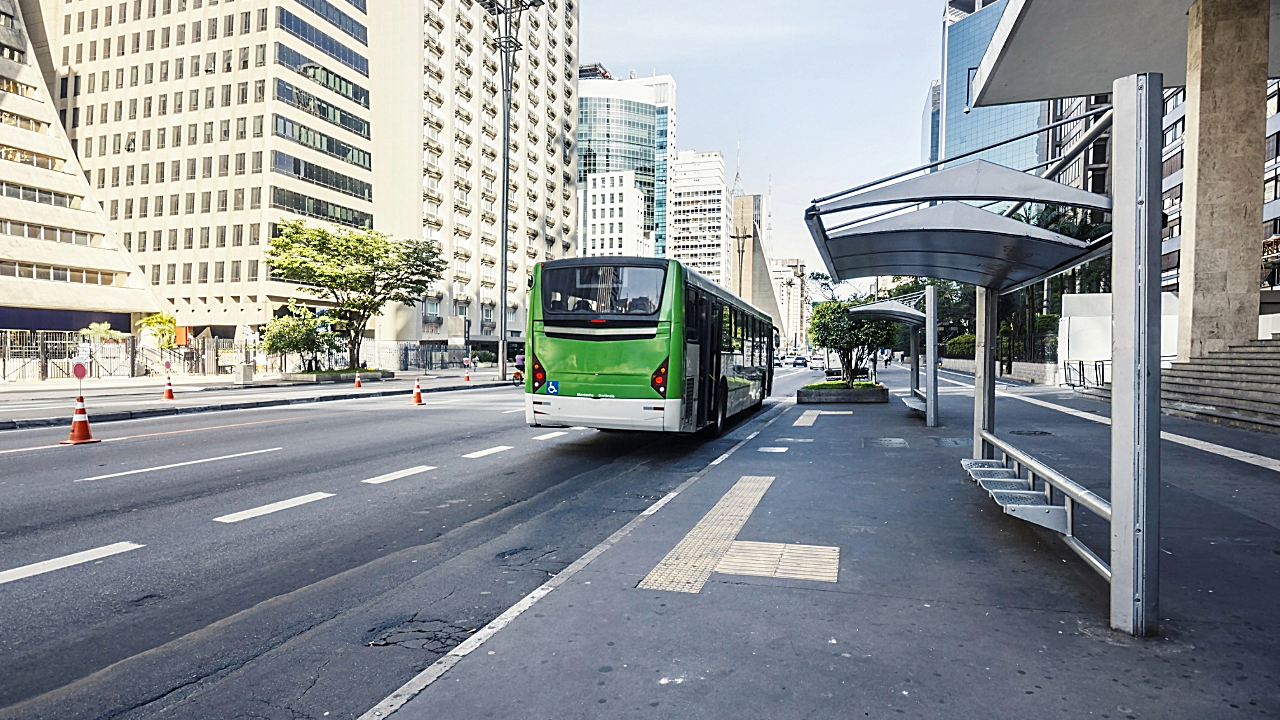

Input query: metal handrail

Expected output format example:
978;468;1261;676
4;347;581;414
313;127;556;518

982;429;1111;522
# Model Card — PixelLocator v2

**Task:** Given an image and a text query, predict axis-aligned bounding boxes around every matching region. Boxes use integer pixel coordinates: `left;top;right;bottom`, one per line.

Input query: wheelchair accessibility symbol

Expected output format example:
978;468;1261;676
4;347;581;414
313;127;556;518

546;381;559;395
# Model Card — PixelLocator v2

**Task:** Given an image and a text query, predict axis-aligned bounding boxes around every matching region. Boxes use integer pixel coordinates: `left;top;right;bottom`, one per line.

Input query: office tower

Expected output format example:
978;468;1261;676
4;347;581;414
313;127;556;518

921;79;940;165
0;0;158;330
397;0;579;360
36;0;578;359
576;65;675;258
769;257;808;353
667;149;731;287
579;169;650;258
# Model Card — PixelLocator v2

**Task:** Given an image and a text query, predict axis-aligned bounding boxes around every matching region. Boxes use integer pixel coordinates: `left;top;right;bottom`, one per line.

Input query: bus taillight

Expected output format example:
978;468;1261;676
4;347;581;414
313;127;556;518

531;354;547;393
651;357;669;397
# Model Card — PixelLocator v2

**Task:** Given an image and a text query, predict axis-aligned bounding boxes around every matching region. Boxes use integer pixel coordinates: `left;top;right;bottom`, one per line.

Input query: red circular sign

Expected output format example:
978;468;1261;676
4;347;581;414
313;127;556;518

72;361;87;380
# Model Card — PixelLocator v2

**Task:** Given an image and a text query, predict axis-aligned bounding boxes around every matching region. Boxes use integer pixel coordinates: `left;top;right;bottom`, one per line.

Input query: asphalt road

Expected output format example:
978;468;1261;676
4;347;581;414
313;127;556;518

0;367;817;720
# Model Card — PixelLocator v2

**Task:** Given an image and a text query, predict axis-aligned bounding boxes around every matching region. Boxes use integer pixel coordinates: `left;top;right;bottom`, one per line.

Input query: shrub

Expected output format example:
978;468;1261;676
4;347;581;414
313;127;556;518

474;350;496;363
946;333;976;359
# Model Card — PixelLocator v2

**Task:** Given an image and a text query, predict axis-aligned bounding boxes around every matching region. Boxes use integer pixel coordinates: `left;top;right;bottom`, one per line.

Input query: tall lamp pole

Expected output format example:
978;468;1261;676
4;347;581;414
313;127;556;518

481;0;542;381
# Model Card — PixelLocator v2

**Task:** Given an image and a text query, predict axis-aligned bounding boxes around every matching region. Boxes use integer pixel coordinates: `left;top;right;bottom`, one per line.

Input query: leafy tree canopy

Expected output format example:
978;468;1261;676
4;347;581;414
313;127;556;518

808;298;898;383
266;220;447;369
260;300;340;361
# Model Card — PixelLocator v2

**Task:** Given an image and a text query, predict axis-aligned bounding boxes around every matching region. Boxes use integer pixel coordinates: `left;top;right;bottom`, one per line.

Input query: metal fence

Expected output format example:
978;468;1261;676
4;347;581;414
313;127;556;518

400;343;463;371
1;330;140;382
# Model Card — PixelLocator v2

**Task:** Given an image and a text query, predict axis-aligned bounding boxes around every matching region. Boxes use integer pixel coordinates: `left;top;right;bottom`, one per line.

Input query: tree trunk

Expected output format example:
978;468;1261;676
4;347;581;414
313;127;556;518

347;331;361;370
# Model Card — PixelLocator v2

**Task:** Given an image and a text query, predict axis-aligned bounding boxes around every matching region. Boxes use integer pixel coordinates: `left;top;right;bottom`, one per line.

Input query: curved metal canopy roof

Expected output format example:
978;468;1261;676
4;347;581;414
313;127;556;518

808;202;1088;290
846;298;925;327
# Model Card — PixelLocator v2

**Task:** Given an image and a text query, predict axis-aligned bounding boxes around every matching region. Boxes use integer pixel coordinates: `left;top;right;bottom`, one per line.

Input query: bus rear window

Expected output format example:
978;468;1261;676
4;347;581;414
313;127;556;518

542;265;665;315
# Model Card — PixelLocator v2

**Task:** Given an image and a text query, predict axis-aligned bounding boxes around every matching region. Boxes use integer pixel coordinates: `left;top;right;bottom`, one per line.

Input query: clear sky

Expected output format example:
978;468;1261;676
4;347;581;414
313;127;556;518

578;0;945;276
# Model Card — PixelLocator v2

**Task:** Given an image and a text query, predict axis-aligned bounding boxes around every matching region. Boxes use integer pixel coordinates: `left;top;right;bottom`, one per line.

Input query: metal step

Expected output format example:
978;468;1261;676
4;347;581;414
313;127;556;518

960;459;1006;471
968;468;1020;482
989;490;1068;533
901;396;926;413
978;478;1031;493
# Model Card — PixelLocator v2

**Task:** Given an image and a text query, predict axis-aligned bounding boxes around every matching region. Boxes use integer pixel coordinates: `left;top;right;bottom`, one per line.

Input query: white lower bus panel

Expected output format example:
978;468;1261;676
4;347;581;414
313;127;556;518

526;394;683;432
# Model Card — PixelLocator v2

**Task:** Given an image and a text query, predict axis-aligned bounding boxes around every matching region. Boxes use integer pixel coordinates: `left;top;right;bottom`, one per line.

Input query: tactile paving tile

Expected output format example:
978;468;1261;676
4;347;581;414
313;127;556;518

714;541;840;583
637;475;775;593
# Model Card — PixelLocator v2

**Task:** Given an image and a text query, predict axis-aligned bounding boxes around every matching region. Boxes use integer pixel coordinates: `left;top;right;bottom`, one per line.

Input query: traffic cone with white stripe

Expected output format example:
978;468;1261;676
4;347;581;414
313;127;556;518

410;377;424;405
162;376;175;400
464;365;470;382
354;371;362;388
60;396;101;445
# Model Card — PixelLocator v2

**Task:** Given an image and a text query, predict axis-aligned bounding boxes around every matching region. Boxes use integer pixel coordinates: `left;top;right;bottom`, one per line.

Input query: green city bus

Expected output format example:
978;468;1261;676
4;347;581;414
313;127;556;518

524;257;776;434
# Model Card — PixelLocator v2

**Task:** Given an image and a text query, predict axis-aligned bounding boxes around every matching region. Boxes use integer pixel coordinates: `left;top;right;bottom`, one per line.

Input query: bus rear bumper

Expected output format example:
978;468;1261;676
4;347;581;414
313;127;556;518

525;394;681;432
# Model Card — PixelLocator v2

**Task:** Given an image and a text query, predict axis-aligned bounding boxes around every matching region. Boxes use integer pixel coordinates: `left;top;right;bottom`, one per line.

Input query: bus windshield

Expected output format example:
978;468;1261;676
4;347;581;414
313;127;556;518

541;265;666;316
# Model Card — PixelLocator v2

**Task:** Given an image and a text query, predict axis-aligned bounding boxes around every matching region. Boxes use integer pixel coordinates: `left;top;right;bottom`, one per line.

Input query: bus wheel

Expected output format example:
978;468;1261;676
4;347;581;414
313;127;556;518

711;401;726;437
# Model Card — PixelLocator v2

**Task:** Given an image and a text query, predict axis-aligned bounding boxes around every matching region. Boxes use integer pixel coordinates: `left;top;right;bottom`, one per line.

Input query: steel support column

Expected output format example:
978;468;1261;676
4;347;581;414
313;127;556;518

972;286;997;458
910;327;920;397
1109;72;1163;637
925;284;938;427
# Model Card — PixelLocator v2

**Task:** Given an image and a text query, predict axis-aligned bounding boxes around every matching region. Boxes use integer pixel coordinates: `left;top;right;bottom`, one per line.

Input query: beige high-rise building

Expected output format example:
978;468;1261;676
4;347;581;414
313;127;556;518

29;0;577;361
0;0;158;332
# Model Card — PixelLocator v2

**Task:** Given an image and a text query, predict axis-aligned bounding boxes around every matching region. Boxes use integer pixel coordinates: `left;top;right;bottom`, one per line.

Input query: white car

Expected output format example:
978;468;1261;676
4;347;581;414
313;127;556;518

810;357;826;371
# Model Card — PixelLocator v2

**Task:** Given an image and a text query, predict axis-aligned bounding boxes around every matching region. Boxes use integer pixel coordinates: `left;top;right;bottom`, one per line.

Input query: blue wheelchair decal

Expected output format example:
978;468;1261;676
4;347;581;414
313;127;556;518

546;381;559;395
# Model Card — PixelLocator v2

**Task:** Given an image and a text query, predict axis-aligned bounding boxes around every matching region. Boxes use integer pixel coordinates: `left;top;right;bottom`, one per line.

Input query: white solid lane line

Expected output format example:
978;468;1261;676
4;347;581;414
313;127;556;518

532;431;566;440
0;542;145;585
462;445;513;459
501;409;524;414
361;466;437;484
213;492;335;523
75;447;284;483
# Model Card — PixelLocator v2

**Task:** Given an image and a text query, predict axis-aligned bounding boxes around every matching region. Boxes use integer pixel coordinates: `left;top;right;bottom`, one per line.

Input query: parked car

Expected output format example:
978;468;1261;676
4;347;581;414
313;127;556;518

792;356;808;367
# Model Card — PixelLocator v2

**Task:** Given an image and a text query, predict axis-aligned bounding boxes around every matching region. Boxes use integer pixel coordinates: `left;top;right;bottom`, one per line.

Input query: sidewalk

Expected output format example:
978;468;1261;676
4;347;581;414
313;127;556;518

0;372;511;429
374;366;1280;719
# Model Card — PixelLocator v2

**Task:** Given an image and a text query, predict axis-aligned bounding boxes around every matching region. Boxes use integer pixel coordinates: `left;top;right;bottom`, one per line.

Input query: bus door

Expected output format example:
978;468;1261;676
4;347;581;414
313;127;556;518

699;301;723;424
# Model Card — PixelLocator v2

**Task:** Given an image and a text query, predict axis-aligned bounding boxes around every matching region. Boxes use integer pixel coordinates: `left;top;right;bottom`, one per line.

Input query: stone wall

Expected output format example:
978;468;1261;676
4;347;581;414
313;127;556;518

940;358;1062;385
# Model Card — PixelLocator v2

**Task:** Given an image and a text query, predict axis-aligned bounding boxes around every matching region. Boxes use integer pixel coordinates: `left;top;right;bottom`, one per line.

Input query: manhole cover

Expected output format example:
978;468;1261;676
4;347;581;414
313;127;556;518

1008;430;1052;436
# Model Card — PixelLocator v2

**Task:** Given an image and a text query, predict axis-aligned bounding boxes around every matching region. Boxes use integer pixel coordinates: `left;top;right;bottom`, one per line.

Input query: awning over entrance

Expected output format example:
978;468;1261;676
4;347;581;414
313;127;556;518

973;0;1280;106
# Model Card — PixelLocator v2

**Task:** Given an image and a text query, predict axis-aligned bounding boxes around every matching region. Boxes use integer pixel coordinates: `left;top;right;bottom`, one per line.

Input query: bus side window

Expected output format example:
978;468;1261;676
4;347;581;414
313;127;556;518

685;287;699;343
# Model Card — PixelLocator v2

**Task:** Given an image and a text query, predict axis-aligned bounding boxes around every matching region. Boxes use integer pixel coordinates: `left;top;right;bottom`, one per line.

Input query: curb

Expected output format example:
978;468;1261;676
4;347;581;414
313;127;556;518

0;382;513;431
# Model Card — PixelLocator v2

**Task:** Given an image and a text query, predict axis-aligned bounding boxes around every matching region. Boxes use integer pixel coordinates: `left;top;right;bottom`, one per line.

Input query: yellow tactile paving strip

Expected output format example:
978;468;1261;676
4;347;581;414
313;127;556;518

715;541;840;583
793;410;852;427
637;475;776;593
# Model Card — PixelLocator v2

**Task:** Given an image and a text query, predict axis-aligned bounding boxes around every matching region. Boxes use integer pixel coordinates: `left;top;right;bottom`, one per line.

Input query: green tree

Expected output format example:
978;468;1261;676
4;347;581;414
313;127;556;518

266;220;446;369
260;301;340;369
808;299;898;383
80;321;124;341
137;313;177;348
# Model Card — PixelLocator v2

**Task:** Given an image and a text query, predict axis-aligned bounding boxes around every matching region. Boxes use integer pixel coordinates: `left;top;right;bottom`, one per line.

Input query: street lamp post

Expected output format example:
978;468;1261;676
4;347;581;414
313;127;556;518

481;0;542;382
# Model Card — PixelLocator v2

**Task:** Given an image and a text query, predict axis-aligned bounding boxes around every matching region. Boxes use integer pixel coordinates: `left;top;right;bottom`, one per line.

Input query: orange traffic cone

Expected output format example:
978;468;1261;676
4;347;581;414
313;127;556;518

354;371;362;388
162;376;175;400
61;396;101;445
410;377;424;405
464;366;470;382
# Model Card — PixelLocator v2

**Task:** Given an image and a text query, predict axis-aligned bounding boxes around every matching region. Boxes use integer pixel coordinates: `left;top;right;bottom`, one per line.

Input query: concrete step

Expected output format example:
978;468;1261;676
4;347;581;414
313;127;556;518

1076;381;1280;435
1161;376;1280;403
1162;403;1280;435
1178;356;1280;368
1164;366;1280;384
1160;385;1280;418
1202;350;1280;361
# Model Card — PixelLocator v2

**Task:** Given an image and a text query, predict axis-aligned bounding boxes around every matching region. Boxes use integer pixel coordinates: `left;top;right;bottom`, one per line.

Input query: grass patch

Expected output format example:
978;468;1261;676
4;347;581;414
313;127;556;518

802;380;880;390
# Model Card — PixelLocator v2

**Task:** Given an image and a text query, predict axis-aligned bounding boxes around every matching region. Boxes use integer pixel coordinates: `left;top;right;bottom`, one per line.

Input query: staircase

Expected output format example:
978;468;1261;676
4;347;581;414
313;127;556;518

1077;337;1280;434
1161;337;1280;434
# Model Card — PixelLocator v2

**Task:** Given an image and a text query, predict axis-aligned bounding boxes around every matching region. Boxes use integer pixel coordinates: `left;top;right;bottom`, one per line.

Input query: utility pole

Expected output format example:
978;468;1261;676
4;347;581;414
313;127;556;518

481;0;542;382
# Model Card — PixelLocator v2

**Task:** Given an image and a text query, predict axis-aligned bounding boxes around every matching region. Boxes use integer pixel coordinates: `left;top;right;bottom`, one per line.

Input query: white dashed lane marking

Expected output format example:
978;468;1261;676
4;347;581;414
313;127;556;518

75;447;283;482
213;492;335;523
362;466;436;484
758;447;788;453
0;542;145;585
532;432;567;440
462;446;513;459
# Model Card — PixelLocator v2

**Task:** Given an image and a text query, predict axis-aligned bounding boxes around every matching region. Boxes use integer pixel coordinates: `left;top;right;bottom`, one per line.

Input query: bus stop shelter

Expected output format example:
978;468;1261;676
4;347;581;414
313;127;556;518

805;72;1163;636
846;295;938;427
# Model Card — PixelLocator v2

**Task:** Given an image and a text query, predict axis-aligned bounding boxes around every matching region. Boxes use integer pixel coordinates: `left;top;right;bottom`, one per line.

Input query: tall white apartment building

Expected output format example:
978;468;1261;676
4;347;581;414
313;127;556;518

769;256;809;352
668;149;730;287
403;0;578;359
33;0;577;358
0;0;157;331
578;169;649;258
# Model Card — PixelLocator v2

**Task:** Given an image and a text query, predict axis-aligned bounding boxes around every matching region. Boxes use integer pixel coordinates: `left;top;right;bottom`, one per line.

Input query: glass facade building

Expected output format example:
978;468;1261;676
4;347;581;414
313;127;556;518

577;96;657;235
941;0;1042;170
